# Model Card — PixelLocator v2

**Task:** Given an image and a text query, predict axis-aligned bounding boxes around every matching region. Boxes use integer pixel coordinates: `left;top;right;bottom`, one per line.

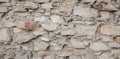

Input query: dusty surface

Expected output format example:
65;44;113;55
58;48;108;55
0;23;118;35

0;0;120;59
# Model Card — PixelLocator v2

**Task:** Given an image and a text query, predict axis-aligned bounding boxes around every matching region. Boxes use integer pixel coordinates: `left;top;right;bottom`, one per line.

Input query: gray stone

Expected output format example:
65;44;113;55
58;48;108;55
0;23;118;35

14;7;27;12
13;33;34;43
61;28;76;35
90;42;108;51
50;15;64;23
76;25;97;36
69;55;82;59
24;2;38;9
0;20;15;28
32;0;50;3
0;0;9;2
15;55;28;59
34;40;49;50
41;23;59;31
0;6;8;12
70;39;86;48
100;24;120;35
73;5;98;17
82;0;95;4
0;28;11;42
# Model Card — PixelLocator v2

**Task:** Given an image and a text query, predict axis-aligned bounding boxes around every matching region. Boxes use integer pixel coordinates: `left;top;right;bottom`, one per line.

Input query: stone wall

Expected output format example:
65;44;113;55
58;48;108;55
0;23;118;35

0;0;120;59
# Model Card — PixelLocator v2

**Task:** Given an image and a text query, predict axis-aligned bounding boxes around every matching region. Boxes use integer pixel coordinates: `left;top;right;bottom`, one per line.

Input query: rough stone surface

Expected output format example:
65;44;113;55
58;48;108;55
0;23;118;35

90;42;108;51
0;6;8;12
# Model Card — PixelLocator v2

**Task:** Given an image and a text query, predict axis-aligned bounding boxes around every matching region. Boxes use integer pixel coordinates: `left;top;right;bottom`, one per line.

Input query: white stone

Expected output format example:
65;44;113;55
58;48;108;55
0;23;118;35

42;3;53;10
50;15;64;23
61;29;76;35
0;6;8;12
76;25;97;36
31;28;47;36
41;23;59;31
34;16;49;22
70;39;86;48
0;20;15;28
0;0;9;2
41;37;50;41
0;28;11;42
34;40;49;50
24;2;38;9
32;0;50;3
73;5;98;17
13;33;34;43
100;24;120;35
90;42;108;51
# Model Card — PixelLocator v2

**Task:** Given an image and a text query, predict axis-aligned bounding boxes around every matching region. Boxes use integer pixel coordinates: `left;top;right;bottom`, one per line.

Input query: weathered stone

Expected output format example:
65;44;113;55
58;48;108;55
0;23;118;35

34;16;49;22
41;23;59;31
100;11;110;19
70;39;86;48
15;55;28;59
50;15;64;23
100;24;120;35
33;56;42;59
101;36;113;42
31;28;47;36
14;7;27;12
41;3;53;10
82;53;98;59
76;25;97;36
32;0;50;3
44;55;55;59
69;55;82;59
61;28;76;35
99;53;114;59
103;4;118;11
0;28;11;42
34;40;49;50
0;0;9;2
115;37;120;43
82;0;95;4
108;42;120;48
24;2;38;9
73;5;98;17
0;6;8;12
90;42;108;51
0;20;15;28
41;37;50;41
13;33;34;43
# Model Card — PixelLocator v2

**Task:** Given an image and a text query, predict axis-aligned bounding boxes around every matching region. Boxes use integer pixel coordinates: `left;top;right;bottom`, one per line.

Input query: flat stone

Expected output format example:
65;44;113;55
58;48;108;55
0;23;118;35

0;0;9;2
41;23;59;31
24;1;38;9
70;39;86;48
82;0;95;4
100;24;120;35
15;55;28;59
13;33;34;43
0;6;8;12
76;25;97;36
73;5;98;17
41;3;53;10
44;55;55;59
69;55;82;59
103;4;118;11
50;15;64;23
0;20;15;28
99;53;114;59
90;42;108;51
32;0;50;3
108;42;120;48
0;28;11;42
14;7;27;12
34;40;49;50
31;28;47;36
82;54;98;59
100;11;110;19
61;28;76;35
41;37;50;41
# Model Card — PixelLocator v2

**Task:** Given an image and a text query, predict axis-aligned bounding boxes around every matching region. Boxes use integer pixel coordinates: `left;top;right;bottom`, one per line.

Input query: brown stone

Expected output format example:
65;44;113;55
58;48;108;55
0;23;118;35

115;37;120;43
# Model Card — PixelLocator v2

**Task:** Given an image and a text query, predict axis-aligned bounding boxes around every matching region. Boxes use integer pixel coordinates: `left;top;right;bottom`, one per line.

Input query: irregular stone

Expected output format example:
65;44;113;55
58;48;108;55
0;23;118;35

108;42;120;48
101;35;113;42
69;55;82;59
31;28;47;36
100;24;120;35
115;37;120;43
70;39;86;48
44;55;55;59
90;42;108;51
0;20;15;28
34;40;49;50
0;28;11;42
103;4;118;11
82;53;98;59
50;15;64;23
82;0;95;4
13;33;34;43
53;0;75;16
99;53;114;59
41;37;50;41
0;0;9;2
41;3;53;10
15;55;28;59
34;16;50;22
41;23;59;31
76;25;97;36
73;5;98;17
0;6;8;12
32;0;50;3
14;7;27;12
16;21;38;30
100;11;110;19
33;56;42;59
61;28;76;35
24;1;38;9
